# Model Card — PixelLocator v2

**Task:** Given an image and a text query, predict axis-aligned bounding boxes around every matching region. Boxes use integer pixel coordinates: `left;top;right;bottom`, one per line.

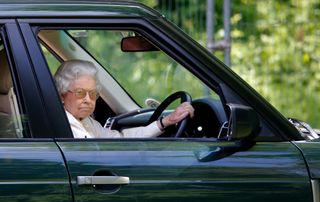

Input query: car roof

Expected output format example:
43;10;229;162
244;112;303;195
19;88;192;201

0;0;162;19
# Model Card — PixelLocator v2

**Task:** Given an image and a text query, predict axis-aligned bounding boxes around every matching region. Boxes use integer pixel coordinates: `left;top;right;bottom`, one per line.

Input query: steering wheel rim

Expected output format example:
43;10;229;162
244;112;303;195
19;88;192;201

148;91;192;137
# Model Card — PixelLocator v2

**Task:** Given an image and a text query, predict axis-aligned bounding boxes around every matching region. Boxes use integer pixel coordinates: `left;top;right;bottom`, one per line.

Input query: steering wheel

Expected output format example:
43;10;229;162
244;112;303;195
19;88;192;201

148;91;192;137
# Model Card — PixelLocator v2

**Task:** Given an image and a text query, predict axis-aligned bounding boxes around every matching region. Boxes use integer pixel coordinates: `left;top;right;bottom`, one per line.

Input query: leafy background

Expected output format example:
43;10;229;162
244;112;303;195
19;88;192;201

138;0;320;128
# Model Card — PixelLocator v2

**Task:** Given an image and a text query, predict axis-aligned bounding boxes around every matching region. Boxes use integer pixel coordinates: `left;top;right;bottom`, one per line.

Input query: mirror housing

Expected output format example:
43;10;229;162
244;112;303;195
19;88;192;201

195;104;260;162
121;36;159;52
226;103;260;141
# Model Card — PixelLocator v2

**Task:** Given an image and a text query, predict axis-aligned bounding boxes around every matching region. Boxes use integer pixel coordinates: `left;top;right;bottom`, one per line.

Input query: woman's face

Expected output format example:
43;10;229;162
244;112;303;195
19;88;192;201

62;75;97;120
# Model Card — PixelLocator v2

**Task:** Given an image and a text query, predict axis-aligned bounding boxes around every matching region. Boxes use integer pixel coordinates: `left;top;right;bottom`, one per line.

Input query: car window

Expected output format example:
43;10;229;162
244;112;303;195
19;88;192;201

0;37;25;138
37;28;230;140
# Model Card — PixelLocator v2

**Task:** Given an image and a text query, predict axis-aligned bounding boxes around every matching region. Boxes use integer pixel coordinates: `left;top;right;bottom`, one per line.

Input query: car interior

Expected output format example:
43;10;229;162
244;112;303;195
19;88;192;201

0;48;23;138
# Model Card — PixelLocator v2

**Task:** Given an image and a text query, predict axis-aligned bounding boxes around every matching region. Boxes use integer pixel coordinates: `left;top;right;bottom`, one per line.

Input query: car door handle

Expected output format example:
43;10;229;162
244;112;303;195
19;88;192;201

77;176;130;185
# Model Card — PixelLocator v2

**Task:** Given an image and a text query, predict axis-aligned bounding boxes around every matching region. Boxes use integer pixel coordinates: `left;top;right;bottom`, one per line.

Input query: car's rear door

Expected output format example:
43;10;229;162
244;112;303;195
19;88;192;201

0;140;72;201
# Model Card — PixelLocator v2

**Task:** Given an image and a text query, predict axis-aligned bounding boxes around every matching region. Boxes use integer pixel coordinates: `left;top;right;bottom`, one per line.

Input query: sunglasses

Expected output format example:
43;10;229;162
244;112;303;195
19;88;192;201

68;88;99;100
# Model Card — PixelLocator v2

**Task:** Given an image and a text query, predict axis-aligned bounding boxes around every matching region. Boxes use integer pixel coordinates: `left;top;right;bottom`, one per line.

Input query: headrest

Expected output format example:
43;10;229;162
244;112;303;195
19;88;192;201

0;50;13;94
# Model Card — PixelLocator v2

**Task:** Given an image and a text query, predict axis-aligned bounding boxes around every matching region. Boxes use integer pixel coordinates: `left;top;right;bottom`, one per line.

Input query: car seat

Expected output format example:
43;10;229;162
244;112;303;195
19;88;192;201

0;50;23;138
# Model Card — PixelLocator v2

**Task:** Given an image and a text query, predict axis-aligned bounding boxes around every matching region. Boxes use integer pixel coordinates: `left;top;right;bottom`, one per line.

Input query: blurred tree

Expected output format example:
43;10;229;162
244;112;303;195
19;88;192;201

231;0;320;127
139;0;320;128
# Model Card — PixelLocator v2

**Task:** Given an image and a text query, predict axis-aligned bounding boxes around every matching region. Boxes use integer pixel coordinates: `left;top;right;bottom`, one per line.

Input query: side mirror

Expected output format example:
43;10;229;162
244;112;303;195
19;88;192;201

121;36;159;52
195;104;260;162
226;103;260;141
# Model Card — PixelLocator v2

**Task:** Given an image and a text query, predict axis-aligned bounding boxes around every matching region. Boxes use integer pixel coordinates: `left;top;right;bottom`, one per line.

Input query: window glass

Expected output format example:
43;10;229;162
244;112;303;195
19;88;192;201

0;38;24;138
40;44;61;74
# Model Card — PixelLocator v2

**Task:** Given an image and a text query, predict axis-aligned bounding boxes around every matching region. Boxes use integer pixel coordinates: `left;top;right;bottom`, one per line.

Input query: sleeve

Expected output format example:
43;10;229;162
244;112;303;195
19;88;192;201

120;121;162;138
95;121;162;138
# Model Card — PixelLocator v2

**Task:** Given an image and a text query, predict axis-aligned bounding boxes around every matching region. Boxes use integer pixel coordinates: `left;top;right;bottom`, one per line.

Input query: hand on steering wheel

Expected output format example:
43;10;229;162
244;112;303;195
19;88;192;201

148;91;192;137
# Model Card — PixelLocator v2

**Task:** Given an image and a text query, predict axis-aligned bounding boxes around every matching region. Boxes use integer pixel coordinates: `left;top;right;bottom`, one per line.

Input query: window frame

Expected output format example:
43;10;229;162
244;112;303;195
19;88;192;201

16;17;289;141
6;20;73;138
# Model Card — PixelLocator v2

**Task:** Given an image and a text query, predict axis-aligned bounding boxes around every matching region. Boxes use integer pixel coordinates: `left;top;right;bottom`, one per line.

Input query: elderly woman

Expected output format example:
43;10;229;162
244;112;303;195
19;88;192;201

54;59;194;138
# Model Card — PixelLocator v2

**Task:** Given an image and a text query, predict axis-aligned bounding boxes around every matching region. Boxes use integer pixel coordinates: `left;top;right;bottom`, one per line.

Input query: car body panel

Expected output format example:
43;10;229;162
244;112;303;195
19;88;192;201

57;139;311;202
0;140;71;201
0;0;161;19
295;140;320;178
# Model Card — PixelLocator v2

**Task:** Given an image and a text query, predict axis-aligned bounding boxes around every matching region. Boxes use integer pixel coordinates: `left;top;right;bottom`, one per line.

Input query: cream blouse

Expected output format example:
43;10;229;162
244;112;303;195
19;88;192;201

65;111;162;138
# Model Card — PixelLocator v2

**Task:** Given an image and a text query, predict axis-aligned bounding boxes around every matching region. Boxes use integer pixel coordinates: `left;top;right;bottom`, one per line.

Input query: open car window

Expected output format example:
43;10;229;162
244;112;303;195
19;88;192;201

37;28;279;141
38;29;230;139
38;27;282;141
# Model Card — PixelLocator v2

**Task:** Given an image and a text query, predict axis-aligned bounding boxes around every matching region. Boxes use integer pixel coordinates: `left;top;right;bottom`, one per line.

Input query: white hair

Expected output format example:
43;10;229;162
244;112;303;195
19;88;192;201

54;59;100;94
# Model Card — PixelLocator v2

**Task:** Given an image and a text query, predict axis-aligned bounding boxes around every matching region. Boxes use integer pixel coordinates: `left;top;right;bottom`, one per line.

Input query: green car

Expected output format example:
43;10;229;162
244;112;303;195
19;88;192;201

0;1;318;202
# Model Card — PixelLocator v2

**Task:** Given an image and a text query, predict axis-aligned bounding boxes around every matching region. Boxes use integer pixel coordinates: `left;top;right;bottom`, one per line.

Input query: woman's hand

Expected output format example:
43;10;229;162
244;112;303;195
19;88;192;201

157;102;194;130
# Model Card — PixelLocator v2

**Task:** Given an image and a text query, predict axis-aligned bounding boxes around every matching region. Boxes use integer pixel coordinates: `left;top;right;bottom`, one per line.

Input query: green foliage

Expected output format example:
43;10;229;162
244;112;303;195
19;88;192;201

231;0;320;127
141;0;320;128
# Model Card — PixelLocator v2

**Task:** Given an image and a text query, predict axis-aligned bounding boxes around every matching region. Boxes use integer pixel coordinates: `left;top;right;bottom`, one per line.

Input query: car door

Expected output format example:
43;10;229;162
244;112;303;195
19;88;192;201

55;139;311;202
20;17;313;202
0;22;72;201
